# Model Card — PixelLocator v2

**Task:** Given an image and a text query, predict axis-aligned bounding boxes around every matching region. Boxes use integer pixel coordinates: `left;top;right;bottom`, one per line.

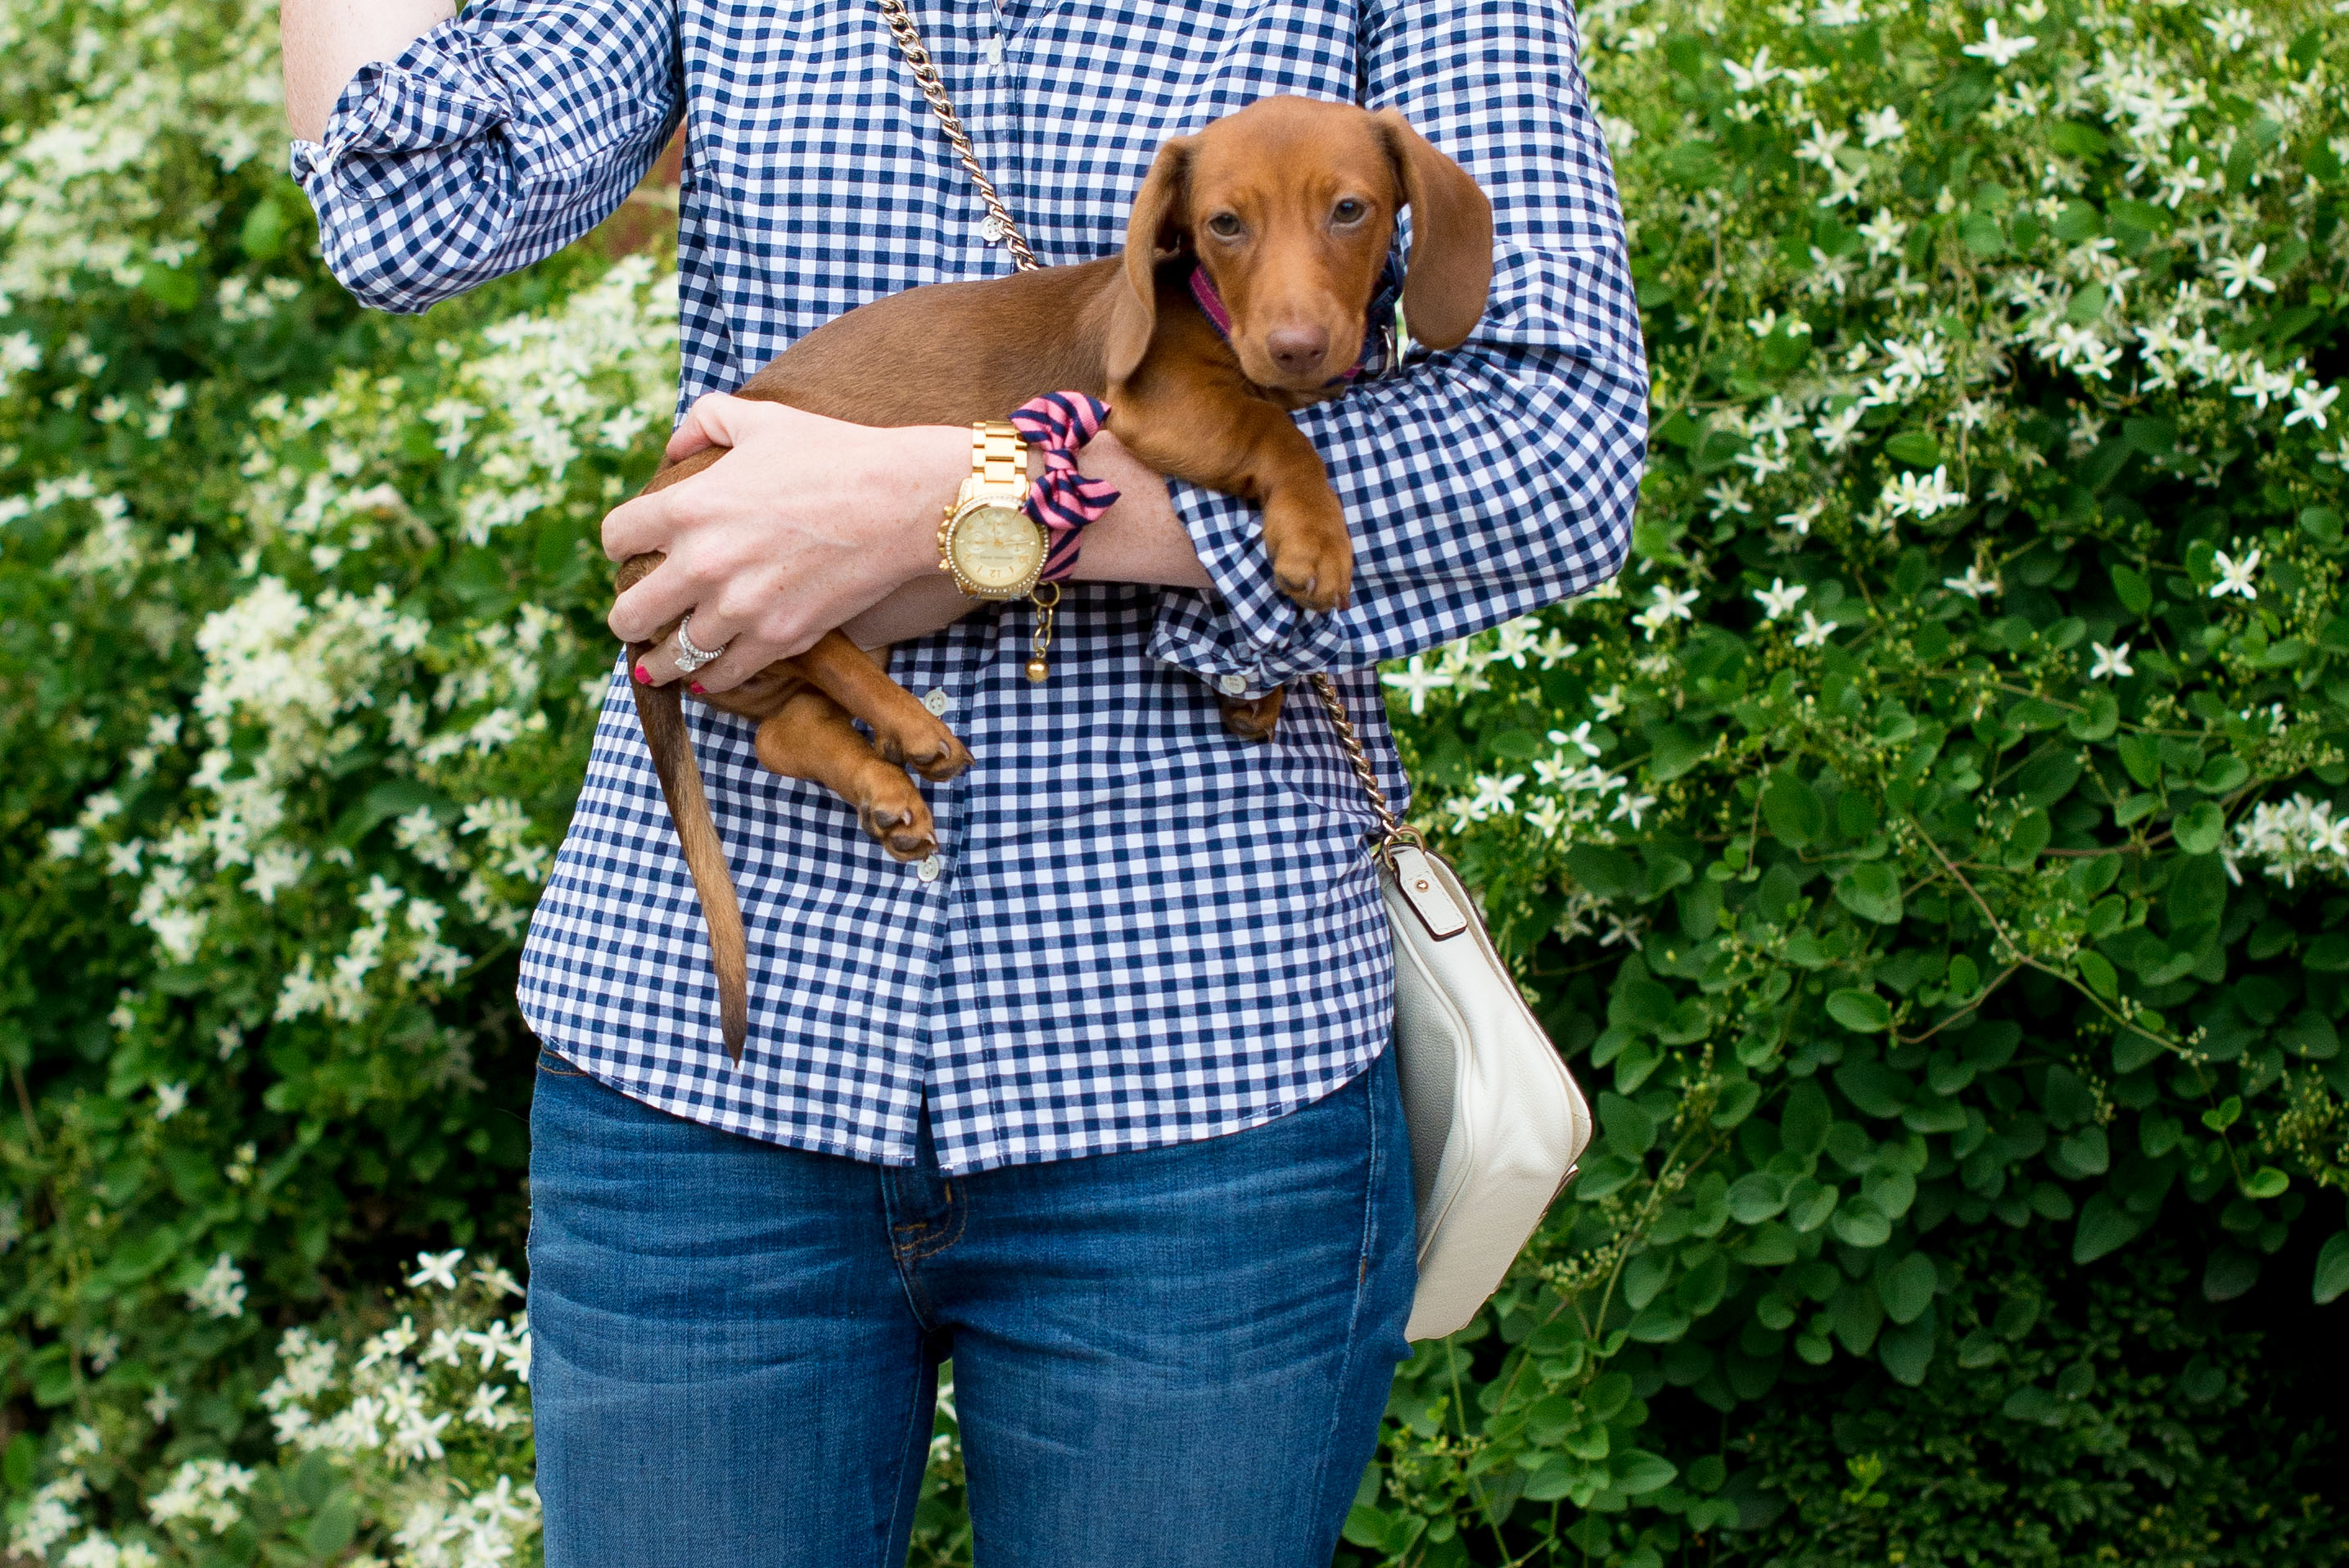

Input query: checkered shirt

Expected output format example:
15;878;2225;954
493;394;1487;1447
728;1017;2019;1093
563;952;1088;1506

295;0;1647;1174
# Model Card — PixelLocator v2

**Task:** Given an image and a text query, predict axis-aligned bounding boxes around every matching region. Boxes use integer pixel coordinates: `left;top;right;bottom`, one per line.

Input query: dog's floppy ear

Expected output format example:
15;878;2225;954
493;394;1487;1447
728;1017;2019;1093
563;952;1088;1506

1104;135;1195;385
1373;111;1494;352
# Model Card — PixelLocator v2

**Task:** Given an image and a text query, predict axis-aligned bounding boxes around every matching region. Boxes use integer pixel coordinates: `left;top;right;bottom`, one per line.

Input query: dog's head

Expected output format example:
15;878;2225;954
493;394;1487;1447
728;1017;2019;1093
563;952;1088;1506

1104;97;1494;393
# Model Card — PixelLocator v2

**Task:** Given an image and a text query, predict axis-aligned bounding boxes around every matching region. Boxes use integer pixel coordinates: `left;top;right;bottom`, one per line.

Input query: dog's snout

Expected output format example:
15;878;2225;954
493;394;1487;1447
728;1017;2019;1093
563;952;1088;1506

1266;325;1330;377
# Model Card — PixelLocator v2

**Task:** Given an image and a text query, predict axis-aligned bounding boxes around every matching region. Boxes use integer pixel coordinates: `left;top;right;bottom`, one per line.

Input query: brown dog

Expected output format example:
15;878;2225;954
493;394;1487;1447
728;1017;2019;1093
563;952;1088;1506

618;96;1493;1056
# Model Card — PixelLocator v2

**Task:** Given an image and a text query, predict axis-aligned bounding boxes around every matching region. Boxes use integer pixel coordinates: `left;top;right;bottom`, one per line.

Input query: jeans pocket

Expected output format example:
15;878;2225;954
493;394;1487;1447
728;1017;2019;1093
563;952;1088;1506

536;1050;591;1078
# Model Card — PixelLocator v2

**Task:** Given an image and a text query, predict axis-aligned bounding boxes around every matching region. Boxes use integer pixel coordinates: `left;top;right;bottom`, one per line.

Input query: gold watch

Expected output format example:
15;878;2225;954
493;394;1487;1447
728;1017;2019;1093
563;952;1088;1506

937;421;1046;599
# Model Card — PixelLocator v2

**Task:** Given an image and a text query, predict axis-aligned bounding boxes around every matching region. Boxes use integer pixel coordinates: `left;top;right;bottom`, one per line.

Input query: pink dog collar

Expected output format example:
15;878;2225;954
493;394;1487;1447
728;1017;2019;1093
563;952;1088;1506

1010;391;1120;584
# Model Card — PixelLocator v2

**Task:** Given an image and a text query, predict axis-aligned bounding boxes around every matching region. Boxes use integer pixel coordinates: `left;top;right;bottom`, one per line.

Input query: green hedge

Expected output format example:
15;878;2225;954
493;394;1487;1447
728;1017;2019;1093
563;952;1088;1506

2;0;2345;1562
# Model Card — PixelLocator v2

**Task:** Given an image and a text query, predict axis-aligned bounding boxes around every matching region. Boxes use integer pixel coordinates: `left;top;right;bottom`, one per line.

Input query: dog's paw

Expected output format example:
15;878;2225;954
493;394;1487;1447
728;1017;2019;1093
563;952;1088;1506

856;775;938;863
1268;528;1355;614
1219;689;1285;743
871;712;973;782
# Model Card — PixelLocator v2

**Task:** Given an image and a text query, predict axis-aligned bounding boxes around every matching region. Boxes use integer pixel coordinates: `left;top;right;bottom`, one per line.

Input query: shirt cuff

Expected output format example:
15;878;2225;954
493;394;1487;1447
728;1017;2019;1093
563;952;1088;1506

1146;480;1351;696
289;27;514;197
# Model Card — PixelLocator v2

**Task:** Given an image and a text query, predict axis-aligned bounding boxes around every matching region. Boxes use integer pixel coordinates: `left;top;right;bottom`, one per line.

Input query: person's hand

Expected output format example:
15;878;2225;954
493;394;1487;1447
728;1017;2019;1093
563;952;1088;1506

603;395;966;693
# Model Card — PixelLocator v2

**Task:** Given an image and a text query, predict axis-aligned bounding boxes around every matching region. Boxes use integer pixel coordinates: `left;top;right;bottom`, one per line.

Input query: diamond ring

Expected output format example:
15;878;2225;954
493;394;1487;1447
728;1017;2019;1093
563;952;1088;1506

673;612;727;676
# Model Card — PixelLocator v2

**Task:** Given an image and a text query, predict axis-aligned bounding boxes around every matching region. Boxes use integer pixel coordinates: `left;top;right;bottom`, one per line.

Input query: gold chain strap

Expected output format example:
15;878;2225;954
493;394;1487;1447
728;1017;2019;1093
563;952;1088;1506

874;0;1403;856
872;0;1041;273
1308;672;1422;865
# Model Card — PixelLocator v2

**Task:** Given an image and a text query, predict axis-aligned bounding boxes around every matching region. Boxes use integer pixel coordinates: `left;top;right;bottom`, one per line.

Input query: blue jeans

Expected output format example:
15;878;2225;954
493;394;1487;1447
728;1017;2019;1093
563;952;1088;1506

526;1046;1416;1567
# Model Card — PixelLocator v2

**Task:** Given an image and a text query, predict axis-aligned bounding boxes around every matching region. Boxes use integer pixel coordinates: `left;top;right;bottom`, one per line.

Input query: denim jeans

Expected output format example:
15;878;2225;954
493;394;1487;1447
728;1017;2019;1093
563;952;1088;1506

526;1046;1416;1567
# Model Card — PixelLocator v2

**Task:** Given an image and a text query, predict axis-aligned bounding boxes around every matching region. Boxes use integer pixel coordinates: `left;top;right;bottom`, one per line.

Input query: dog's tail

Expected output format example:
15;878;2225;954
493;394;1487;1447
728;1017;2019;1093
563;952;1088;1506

627;651;749;1062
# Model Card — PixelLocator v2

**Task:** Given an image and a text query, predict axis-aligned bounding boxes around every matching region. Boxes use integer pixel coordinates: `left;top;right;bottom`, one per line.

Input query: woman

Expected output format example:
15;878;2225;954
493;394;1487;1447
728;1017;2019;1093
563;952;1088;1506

283;2;1643;1561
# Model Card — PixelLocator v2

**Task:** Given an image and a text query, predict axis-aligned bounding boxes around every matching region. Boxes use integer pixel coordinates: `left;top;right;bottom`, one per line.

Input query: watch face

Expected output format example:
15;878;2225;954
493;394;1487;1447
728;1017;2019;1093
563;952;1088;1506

951;504;1042;592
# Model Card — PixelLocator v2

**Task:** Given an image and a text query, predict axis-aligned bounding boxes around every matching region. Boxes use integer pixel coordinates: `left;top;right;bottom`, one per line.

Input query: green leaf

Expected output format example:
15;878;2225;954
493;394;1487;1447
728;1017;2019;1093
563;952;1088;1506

1826;988;1892;1033
2110;564;2152;613
2240;1167;2289;1200
1877;1253;1937;1324
2173;800;2225;856
1601;1091;1659;1155
1886;430;1942;468
1782;1082;1832;1158
1835;862;1904;924
2315;1232;2349;1305
1878;1314;1936;1386
1612;1450;1679;1495
2167;855;2227;930
1834;1061;1913;1118
1762;770;1827;848
2041;1066;2098;1128
2076;951;2119;1000
2305;934;2349;973
2;1434;33;1494
2014;750;2083;809
1727;1172;1789;1223
2073;1192;2147;1263
1786;1179;1840;1232
306;1492;360;1561
1830;1196;1893;1248
1712;1078;1761;1127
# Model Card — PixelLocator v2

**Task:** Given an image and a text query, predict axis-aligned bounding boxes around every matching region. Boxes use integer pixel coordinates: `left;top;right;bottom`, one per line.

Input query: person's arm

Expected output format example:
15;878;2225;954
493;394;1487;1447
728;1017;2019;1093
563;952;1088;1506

289;0;681;314
1143;0;1649;698
608;398;1204;690
281;0;454;142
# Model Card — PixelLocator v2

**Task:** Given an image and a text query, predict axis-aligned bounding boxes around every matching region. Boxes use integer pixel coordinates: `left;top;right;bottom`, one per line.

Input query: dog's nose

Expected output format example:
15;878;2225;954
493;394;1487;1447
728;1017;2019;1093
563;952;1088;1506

1266;326;1330;377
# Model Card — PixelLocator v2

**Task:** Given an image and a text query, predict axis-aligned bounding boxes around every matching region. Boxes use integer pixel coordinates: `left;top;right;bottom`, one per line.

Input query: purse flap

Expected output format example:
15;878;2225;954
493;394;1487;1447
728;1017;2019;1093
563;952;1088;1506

1389;843;1470;939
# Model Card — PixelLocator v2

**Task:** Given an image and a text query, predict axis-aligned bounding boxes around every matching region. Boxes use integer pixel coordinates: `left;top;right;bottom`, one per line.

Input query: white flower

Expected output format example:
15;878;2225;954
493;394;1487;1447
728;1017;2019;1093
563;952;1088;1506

1880;465;1968;522
2230;794;2349;888
1962;19;2037;67
1609;791;1659;829
1792;611;1836;648
153;1082;188;1121
1755;579;1808;620
1553;722;1603;757
2089;642;2134;680
472;1258;526;1298
1722;45;1784;93
2286;383;2340;431
1592;685;1626;721
407;1248;466;1290
186;1254;246;1320
2209;548;2261;600
1944;565;2000;599
1796;120;1850;171
2201;7;2254;50
2213;245;2275;299
1380;655;1453;716
1858;209;1909;260
1857;106;1906;148
1633;584;1700;641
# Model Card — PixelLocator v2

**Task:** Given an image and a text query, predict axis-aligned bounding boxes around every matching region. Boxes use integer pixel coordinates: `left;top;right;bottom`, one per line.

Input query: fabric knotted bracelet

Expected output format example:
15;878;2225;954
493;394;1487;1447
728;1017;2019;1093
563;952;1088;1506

1010;391;1120;584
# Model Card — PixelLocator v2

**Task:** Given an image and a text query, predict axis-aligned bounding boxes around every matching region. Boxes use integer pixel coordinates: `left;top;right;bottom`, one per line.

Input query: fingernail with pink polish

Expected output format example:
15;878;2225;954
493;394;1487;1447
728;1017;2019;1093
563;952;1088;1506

689;682;706;694
633;663;650;685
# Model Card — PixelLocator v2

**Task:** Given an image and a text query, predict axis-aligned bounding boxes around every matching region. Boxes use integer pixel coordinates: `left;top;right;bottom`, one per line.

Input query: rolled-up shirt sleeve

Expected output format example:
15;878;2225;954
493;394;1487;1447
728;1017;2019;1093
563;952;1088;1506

1146;0;1648;693
293;1;680;314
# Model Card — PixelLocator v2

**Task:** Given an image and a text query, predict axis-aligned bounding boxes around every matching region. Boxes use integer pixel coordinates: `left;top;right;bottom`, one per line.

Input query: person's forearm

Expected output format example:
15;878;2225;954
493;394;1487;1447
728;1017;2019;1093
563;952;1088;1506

282;0;454;141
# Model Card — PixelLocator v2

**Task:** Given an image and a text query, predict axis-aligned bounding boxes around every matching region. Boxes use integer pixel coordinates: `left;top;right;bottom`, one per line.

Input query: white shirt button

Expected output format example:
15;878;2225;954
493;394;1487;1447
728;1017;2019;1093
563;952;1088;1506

978;214;1005;244
1218;673;1249;695
922;687;952;716
916;854;944;883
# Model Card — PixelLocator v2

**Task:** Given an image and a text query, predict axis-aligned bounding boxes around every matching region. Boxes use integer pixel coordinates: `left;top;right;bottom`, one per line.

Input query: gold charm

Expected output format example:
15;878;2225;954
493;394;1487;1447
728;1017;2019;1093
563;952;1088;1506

1026;581;1059;684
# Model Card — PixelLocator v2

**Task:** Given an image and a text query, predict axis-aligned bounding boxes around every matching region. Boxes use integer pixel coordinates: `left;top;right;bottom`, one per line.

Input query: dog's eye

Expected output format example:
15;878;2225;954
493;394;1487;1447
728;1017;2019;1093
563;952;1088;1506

1206;213;1244;239
1332;199;1367;224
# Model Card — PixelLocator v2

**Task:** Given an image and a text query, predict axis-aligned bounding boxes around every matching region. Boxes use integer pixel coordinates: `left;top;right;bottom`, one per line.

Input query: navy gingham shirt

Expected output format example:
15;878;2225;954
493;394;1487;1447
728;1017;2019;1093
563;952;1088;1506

296;0;1647;1174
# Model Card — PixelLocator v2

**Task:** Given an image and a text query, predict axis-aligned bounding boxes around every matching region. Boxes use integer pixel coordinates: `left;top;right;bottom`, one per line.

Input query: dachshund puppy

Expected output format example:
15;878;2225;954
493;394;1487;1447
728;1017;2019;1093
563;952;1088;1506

618;96;1493;1056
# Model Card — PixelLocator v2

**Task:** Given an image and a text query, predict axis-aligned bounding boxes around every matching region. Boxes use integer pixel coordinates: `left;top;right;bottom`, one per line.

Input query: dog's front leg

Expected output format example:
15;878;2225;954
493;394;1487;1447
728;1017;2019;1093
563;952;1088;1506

1124;393;1353;614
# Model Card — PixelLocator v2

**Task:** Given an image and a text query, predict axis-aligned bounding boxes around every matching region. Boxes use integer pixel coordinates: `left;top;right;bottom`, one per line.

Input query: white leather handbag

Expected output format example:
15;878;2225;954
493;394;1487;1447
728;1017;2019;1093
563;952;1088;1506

1303;677;1593;1340
874;0;1593;1340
